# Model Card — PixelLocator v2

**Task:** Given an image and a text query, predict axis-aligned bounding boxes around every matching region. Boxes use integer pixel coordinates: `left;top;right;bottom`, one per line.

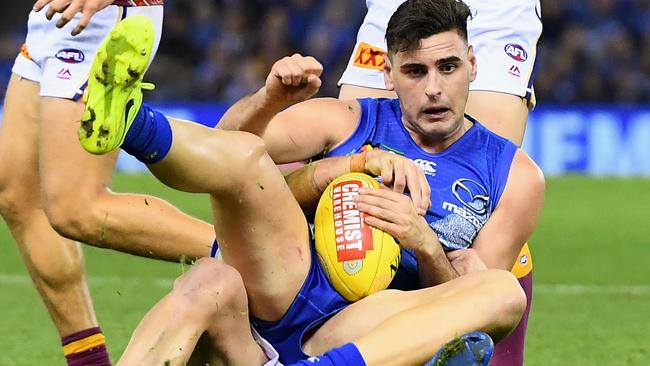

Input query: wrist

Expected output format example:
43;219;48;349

414;229;444;259
259;86;291;112
313;156;352;191
349;151;368;173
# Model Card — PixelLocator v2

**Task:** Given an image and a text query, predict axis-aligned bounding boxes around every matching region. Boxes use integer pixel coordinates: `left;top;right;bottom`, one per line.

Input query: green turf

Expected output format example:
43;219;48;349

0;174;648;365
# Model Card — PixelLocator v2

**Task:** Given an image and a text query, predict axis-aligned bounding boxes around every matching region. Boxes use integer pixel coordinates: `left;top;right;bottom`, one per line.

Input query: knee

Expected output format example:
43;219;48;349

44;187;109;243
482;269;527;334
219;132;269;177
172;258;247;319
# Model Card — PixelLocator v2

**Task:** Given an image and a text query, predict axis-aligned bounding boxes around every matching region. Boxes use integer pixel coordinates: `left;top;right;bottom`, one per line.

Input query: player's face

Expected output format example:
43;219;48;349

384;31;477;150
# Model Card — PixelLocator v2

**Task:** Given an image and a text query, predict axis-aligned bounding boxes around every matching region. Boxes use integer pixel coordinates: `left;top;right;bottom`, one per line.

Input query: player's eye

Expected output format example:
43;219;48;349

406;67;425;77
440;63;457;74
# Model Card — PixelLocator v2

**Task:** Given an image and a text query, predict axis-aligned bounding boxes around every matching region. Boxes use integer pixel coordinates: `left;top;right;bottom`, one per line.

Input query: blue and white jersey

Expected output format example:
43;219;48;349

324;98;517;289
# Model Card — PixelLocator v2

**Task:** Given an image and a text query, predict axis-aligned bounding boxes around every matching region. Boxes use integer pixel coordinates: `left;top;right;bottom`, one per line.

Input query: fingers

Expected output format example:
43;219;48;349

404;161;430;215
445;249;465;261
363;215;401;239
364;150;430;215
307;73;322;90
72;4;97;35
273;54;323;87
392;159;406;194
44;0;72;20
57;1;83;29
356;194;404;225
380;154;395;188
418;166;432;213
357;187;403;204
33;0;54;12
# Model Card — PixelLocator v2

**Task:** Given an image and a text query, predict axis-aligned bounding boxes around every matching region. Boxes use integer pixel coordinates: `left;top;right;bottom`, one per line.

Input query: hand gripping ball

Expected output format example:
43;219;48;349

314;172;401;301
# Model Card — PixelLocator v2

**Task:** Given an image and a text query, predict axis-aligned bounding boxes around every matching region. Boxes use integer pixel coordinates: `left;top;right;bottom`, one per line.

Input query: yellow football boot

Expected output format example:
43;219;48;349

78;15;155;155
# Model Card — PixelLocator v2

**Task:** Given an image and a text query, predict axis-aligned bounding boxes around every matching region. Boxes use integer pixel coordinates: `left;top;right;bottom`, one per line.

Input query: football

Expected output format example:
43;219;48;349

314;172;401;301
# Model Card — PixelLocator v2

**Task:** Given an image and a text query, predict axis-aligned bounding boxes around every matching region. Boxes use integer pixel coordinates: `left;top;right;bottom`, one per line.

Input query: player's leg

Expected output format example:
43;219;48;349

117;258;270;366
339;84;395;100
300;269;525;366
465;91;528;146
464;2;542;364
37;9;214;262
39;97;214;261
77;15;312;322
148;122;312;321
0;73;108;364
489;243;534;366
463;0;541;147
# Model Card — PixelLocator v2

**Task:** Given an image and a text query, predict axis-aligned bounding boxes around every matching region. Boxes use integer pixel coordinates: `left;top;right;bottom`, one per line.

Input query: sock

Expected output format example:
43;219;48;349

122;103;172;164
289;343;366;366
62;327;112;366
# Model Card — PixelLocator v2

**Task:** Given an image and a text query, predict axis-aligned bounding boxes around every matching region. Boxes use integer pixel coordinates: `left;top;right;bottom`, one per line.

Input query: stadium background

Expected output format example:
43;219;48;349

0;0;648;365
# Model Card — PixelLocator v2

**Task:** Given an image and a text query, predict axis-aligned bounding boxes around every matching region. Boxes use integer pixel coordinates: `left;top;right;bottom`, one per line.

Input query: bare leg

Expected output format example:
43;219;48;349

0;74;97;337
118;258;268;366
39;97;215;261
338;84;396;100
465;91;529;146
305;269;526;366
146;120;311;321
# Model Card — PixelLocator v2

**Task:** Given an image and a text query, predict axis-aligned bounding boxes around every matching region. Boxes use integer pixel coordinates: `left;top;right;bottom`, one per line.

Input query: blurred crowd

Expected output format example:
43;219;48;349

537;0;650;104
0;0;649;105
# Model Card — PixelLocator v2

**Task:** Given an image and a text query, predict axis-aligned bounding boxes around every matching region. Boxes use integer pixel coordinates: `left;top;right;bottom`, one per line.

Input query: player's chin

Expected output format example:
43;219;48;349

416;117;455;135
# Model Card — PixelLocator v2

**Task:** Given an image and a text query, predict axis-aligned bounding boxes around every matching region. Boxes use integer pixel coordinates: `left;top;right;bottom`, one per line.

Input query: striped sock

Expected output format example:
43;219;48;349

62;327;111;366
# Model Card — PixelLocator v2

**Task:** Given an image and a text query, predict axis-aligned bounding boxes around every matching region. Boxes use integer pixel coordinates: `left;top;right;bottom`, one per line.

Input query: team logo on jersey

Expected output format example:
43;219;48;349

504;43;527;62
451;178;489;215
56;48;85;64
434;179;490;250
413;158;437;176
353;42;386;70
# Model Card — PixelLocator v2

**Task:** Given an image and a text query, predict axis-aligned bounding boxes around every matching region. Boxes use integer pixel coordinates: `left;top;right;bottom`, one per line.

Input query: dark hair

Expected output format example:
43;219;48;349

386;0;472;55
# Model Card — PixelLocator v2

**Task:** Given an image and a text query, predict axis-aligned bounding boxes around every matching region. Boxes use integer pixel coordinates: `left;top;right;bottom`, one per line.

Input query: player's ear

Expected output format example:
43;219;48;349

468;45;477;82
383;54;395;91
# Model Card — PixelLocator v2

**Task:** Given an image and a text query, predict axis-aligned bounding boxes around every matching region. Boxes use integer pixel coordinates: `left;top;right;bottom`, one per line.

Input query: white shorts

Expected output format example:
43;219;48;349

11;5;163;100
252;327;284;366
338;0;542;103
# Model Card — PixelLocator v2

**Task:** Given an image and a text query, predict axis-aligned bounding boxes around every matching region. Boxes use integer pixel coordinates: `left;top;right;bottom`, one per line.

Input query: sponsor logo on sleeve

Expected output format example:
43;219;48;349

55;49;85;64
353;42;386;70
504;43;528;62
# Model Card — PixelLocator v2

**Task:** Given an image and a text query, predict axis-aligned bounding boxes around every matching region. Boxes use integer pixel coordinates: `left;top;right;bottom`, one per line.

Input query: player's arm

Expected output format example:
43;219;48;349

355;188;457;286
286;149;432;215
471;150;545;270
217;54;358;163
33;0;115;35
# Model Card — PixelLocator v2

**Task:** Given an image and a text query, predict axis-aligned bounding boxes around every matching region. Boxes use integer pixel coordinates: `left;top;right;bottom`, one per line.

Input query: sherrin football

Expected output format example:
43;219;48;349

314;172;401;301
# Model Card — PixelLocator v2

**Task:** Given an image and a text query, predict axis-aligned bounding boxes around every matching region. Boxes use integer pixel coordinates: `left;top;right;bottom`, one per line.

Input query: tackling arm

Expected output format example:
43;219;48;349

217;54;359;163
471;150;545;270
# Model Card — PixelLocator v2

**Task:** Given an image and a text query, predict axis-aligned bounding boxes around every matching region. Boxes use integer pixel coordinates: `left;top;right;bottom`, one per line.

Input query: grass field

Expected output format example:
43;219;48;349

0;174;648;365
